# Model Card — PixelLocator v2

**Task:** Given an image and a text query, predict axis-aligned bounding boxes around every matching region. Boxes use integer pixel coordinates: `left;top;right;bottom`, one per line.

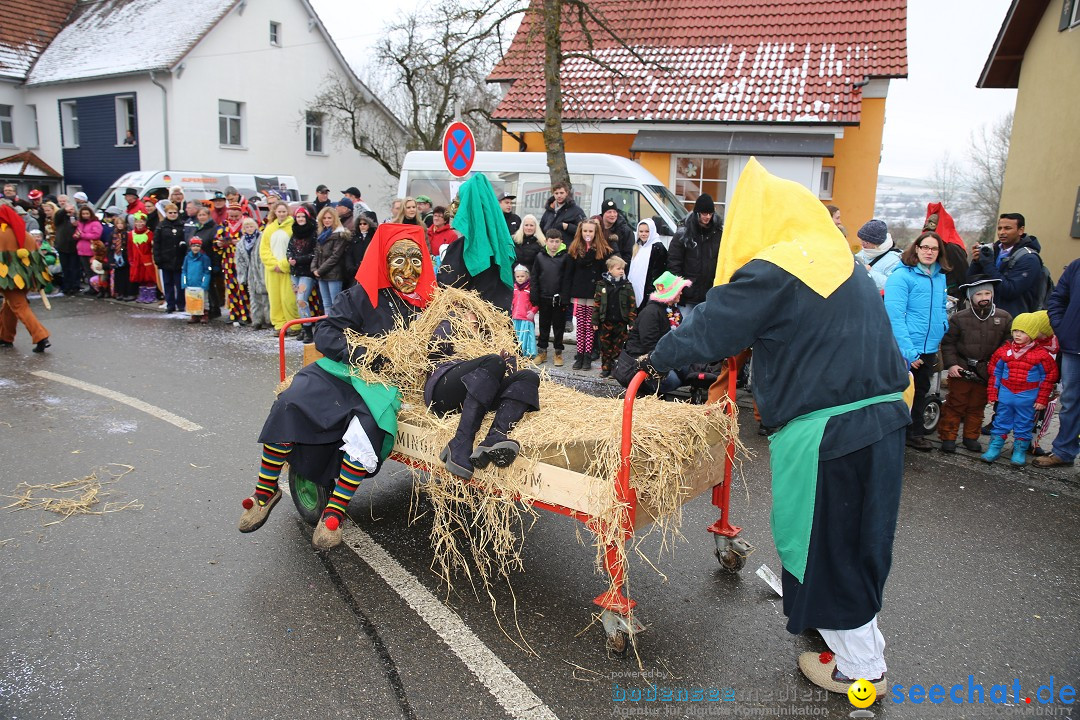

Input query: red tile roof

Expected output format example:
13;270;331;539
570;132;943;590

0;151;63;178
0;0;77;81
489;0;907;125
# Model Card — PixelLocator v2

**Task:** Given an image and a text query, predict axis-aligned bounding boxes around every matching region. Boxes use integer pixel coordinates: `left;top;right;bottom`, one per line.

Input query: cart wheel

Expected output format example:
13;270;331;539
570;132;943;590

606;630;629;655
288;465;328;526
716;547;747;572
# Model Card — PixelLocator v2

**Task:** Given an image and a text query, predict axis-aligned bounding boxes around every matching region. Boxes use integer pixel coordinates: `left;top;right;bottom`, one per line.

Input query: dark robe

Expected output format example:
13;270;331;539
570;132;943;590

436;236;512;313
650;259;911;632
258;286;421;487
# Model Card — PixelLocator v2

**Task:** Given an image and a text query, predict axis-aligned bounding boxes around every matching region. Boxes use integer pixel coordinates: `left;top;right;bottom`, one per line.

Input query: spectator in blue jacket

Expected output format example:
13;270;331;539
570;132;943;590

181;237;212;324
884;231;951;451
967;213;1044;316
1034;258;1080;468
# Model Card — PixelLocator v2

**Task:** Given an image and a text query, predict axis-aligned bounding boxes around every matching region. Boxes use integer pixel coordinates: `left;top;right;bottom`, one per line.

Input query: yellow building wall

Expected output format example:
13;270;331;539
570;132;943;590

998;8;1080;277
500;105;890;232
825;98;886;235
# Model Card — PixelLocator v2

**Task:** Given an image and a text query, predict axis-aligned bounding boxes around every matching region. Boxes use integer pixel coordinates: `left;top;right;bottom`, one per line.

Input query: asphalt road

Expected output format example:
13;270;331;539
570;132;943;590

1;295;1077;720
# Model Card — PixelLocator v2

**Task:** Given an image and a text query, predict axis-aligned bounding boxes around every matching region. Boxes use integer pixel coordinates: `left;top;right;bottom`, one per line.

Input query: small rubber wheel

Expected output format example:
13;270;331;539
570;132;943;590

606;630;629;655
716;547;747;573
289;465;329;526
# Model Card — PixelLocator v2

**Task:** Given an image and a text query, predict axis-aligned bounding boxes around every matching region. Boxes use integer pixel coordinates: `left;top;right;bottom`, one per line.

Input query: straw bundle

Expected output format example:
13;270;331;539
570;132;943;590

339;287;743;598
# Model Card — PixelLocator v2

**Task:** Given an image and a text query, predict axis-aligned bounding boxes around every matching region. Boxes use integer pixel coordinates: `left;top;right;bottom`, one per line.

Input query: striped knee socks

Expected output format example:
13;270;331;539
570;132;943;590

322;455;366;523
254;442;291;505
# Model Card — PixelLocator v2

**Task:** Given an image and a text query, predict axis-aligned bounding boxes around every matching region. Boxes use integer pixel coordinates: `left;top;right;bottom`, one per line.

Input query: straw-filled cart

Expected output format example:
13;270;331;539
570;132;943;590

274;291;751;653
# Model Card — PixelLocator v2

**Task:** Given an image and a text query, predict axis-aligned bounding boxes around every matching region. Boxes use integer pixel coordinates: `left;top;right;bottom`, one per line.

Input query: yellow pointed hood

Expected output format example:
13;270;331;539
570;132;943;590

713;158;860;298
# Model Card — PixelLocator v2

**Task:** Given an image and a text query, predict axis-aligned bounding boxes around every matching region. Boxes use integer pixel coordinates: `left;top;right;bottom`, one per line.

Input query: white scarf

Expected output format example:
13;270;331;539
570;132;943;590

629;218;660;305
860;235;894;261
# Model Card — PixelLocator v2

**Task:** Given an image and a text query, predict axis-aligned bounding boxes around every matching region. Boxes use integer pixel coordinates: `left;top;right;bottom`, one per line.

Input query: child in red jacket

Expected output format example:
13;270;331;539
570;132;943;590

983;313;1059;466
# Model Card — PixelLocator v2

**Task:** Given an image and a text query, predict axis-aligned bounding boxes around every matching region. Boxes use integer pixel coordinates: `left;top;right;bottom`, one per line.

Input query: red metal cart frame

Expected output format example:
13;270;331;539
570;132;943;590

277;316;749;650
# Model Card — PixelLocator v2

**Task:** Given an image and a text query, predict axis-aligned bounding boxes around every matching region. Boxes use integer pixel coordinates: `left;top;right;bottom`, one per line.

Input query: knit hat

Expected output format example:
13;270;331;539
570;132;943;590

190;237;203;247
650;271;692;303
959;274;1000;302
693;194;715;215
857;219;888;246
1028;310;1054;339
336;197;354;210
1012;313;1045;338
73;191;89;202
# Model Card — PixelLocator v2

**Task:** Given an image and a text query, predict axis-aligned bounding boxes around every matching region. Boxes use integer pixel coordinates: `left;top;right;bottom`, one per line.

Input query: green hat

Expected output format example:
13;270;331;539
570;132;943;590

415;195;432;204
650;271;692;303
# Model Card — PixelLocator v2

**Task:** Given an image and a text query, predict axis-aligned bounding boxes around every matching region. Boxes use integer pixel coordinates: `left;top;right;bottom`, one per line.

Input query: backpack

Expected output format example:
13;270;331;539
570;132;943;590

1005;246;1054;311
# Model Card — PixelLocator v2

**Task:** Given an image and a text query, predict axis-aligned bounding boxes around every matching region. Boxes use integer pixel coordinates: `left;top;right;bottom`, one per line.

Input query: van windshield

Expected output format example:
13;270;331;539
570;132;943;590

405;170;592;222
645;184;689;228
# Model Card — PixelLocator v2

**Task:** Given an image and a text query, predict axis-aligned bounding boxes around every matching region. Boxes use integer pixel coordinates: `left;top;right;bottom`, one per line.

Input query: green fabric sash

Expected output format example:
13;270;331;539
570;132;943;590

767;392;904;583
449;174;516;287
315;357;401;462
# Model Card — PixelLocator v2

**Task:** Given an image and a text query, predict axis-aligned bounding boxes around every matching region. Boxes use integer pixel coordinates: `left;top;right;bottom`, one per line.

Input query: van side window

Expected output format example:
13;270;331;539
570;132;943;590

603;188;659;228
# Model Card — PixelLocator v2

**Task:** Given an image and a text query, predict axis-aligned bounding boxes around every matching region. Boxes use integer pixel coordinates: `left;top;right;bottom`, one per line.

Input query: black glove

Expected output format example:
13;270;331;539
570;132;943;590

636;353;662;380
499;350;518;375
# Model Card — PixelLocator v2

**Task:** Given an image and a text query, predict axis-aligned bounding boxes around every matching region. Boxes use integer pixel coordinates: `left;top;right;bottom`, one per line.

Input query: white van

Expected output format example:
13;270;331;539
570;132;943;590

397;152;688;239
94;170;301;211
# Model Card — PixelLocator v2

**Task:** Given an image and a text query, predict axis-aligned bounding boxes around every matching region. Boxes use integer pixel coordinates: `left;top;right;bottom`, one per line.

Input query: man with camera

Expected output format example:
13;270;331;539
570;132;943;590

937;276;1013;453
968;213;1045;316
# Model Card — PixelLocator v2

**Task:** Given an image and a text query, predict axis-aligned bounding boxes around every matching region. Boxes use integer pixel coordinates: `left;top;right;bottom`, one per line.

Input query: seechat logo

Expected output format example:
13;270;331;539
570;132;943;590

891;676;1076;707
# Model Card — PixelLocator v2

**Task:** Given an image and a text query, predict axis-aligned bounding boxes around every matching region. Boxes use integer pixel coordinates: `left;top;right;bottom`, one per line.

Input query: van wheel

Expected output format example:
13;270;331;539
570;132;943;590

922;395;942;434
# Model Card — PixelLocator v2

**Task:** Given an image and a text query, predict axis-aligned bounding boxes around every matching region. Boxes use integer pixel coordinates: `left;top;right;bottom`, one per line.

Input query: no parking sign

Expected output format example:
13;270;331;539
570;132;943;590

442;121;475;178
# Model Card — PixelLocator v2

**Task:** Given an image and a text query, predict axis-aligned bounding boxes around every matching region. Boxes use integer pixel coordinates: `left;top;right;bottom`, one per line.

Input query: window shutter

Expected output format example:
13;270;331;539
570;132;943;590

1061;0;1075;31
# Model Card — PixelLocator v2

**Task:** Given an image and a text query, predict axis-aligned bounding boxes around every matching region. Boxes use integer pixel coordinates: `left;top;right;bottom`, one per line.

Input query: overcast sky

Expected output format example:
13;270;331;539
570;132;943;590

310;0;1018;183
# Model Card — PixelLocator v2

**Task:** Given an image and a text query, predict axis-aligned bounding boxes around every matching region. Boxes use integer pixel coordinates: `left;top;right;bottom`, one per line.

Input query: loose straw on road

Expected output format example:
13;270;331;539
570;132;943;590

2;463;142;526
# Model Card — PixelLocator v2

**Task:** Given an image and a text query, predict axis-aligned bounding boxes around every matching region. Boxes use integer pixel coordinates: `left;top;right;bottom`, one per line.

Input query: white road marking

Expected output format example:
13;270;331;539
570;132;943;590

31;371;203;432
340;523;561;720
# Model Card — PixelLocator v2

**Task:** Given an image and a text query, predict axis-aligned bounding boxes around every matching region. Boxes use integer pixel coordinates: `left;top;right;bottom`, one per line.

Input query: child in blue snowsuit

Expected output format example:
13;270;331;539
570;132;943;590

181;237;212;324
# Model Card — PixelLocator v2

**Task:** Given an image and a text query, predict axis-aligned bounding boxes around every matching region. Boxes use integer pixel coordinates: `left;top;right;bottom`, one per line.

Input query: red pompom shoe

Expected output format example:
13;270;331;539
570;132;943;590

238;490;281;533
312;514;344;550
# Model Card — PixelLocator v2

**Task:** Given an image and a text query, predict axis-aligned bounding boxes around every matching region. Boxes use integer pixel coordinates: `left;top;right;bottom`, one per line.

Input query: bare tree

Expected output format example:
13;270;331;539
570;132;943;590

308;0;519;178
927;150;965;211
964;112;1012;240
524;0;660;188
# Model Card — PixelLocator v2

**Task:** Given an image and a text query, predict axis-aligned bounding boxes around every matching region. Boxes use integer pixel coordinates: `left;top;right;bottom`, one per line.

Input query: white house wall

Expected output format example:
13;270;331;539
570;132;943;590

166;0;395;210
18;0;397;211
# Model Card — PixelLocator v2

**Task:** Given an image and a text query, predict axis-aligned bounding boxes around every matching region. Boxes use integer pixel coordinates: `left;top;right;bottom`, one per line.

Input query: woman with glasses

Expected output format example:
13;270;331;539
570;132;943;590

884;231;952;451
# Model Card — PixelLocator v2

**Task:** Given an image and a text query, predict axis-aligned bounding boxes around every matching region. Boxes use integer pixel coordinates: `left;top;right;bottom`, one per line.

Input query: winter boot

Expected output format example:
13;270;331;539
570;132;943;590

1010;438;1030;467
535;349;547;364
939;440;956;454
553;351;563;367
572;353;584;370
300;325;314;344
471;374;540;470
962;437;983;453
582;355;592;371
439;367;499;480
982;435;1007;463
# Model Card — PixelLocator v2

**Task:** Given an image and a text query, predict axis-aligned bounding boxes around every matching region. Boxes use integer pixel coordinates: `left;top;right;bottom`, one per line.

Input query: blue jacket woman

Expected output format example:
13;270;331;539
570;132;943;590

883;231;951;449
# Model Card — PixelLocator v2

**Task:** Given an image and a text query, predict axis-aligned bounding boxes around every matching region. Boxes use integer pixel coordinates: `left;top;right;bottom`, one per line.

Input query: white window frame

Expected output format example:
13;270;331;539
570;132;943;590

115;95;137;145
60;100;79;148
305;111;324;154
269;21;281;46
672;154;730;217
27;104;39;148
1073;0;1080;27
819;166;835;200
0;104;13;146
218;99;244;148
